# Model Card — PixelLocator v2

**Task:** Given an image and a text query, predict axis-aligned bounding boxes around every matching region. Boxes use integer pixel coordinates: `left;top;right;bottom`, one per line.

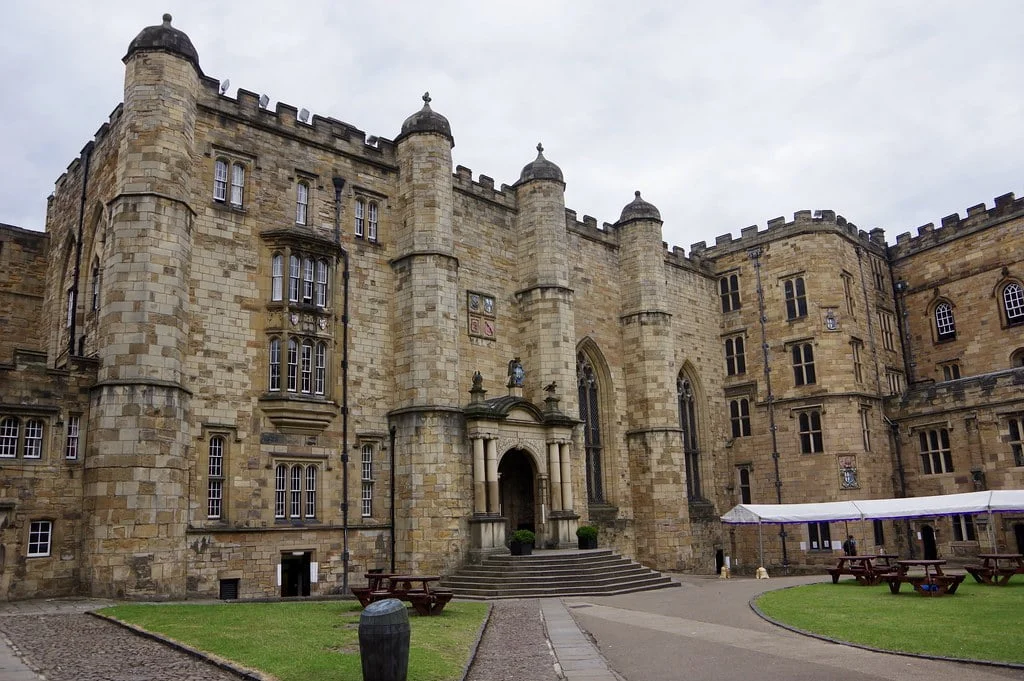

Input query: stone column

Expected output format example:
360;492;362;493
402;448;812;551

548;441;563;511
560;443;574;511
473;437;486;514
485;438;499;514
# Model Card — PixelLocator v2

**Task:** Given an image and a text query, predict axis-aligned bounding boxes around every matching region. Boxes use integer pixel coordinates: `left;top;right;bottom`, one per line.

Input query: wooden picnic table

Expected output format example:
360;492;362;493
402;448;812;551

354;574;453;616
885;559;965;596
827;554;899;585
964;553;1024;586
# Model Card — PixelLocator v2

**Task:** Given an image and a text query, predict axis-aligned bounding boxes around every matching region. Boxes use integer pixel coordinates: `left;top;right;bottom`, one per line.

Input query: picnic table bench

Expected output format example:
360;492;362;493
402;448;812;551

964;553;1024;586
353;573;453;615
827;554;898;585
885;560;965;596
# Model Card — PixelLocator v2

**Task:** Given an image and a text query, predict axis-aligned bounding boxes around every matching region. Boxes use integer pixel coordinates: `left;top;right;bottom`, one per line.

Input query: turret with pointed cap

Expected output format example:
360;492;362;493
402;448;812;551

124;13;201;74
518;143;564;184
398;92;453;145
618;190;661;224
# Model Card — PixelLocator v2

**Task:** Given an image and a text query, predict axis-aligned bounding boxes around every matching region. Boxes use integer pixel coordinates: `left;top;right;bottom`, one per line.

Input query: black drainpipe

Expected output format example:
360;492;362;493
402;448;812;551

389;424;397;573
68;142;94;360
332;177;351;594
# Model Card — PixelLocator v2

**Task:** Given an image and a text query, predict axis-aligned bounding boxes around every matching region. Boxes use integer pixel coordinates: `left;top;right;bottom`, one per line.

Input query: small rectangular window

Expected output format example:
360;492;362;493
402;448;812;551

315;260;328;308
807;521;831;551
851;339;864;383
730;399;751;438
65;416;80;460
288;256;300;303
792;343;816;386
28;520;52;557
296;182;309;225
941;363;961;381
230;163;245;207
873;519;885;548
1010;417;1024;467
368;202;378;242
841;272;855;314
919;428;953;474
738;467;752;504
878;312;896;351
952;514;976;542
860;408;871;452
214;159;228;202
0;418;17;458
720;274;740;312
725;336;746;376
783;276;807;320
23;420;43;459
354;199;365;238
271;254;284;302
798;410;824;454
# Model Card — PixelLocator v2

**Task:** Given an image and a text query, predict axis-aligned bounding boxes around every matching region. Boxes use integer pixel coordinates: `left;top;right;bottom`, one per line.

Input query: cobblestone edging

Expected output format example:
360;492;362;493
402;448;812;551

747;587;1024;671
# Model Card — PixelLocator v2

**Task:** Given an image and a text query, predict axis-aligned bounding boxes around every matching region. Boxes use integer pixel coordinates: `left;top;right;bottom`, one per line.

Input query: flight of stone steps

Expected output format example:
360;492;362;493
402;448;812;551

441;549;681;599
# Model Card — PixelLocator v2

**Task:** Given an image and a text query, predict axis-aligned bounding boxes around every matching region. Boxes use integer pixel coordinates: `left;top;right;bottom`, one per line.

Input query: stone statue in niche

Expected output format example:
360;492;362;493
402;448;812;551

507;357;525;388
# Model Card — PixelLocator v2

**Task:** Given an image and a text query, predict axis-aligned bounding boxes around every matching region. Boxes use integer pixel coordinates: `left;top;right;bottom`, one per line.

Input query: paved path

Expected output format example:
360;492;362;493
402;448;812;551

559;574;1024;681
2;576;1023;681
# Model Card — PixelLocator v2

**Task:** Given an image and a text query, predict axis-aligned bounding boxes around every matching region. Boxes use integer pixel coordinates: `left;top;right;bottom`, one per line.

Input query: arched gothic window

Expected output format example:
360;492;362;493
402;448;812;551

934;301;956;340
577;352;603;503
1004;282;1024;327
678;376;702;500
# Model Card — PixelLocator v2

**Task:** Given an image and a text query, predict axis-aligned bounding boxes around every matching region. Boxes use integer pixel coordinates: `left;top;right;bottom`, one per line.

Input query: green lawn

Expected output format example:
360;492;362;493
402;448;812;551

99;600;489;681
756;579;1024;664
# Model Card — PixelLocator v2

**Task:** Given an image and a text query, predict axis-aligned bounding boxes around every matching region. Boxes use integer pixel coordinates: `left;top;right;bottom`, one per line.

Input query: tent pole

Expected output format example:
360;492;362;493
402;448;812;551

758;522;764;570
988;510;995;551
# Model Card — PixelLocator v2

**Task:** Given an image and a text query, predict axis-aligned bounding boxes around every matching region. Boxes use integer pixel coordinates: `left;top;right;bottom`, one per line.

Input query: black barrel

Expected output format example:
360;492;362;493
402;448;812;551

358;598;410;681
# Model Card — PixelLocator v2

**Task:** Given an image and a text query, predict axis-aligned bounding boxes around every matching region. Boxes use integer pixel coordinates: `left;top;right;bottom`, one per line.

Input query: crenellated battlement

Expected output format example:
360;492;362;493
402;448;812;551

564;208;616;247
54;103;124;193
452;165;517;209
197;77;398;168
889;190;1024;260
689;209;887;262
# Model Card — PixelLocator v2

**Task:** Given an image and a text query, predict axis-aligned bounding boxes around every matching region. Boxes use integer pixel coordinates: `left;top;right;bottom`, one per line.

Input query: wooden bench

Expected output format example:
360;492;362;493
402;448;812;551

886;573;965;596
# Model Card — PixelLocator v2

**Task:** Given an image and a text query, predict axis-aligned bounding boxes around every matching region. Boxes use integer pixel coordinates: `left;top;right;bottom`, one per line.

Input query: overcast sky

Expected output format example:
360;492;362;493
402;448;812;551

3;1;1023;251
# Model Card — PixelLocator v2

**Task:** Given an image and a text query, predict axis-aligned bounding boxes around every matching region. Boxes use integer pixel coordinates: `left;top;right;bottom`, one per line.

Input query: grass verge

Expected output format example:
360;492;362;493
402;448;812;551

756;580;1024;664
100;600;489;681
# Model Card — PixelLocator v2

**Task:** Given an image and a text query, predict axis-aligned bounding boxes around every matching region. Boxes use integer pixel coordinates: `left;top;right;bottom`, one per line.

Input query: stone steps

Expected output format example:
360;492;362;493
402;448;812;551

441;549;681;599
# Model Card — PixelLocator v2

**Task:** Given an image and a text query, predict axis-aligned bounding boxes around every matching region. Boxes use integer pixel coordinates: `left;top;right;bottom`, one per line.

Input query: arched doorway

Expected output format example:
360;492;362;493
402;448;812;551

499;449;536;534
921;524;938;560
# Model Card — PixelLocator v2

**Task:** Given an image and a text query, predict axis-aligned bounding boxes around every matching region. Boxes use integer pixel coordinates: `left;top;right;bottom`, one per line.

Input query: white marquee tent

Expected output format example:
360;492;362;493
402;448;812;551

720;490;1024;569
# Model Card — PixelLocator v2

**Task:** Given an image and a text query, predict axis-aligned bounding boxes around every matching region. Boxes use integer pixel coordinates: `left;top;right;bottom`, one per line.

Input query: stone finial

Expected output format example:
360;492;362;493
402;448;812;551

422;92;431;105
537;142;544;154
163;13;172;26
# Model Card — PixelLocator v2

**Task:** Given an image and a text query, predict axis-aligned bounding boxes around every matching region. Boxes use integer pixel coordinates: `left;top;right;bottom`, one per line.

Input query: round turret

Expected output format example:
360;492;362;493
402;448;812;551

398;92;453;145
618;191;661;223
124;14;201;72
518;143;563;184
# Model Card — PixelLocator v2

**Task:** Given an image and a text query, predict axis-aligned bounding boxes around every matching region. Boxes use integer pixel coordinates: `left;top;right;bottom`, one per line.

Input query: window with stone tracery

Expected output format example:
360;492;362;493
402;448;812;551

577;352;604;503
678;375;702;500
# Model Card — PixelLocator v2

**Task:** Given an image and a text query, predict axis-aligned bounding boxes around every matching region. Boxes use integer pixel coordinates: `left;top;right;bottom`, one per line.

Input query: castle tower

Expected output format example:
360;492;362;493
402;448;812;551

391;94;464;572
83;15;199;597
512;145;578;411
615;192;687;568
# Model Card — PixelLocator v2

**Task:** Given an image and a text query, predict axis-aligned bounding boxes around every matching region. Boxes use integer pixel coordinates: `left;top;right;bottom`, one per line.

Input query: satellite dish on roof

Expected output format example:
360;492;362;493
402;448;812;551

259;94;270;109
298;108;310;123
219;79;230;95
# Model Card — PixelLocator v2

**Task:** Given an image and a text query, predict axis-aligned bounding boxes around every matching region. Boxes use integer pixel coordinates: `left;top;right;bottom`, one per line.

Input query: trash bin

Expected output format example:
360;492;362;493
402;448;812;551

358;598;410;681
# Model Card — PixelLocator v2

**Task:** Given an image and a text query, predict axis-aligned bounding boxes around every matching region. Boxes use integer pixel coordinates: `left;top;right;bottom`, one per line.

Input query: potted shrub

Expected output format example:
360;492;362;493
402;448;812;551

510;529;535;556
576;525;598;550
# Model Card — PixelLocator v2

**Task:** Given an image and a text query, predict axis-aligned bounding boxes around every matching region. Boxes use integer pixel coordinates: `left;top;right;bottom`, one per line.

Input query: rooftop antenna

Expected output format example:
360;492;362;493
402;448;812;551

258;93;270;109
298;108;310;123
219;79;230;95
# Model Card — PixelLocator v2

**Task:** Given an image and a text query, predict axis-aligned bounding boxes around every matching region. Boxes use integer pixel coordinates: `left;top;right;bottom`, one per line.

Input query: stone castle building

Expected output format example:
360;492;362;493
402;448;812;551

1;15;1022;600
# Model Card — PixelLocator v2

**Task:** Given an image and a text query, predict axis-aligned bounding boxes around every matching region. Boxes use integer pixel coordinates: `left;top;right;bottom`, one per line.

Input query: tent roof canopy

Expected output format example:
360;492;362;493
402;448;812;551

721;490;1024;525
